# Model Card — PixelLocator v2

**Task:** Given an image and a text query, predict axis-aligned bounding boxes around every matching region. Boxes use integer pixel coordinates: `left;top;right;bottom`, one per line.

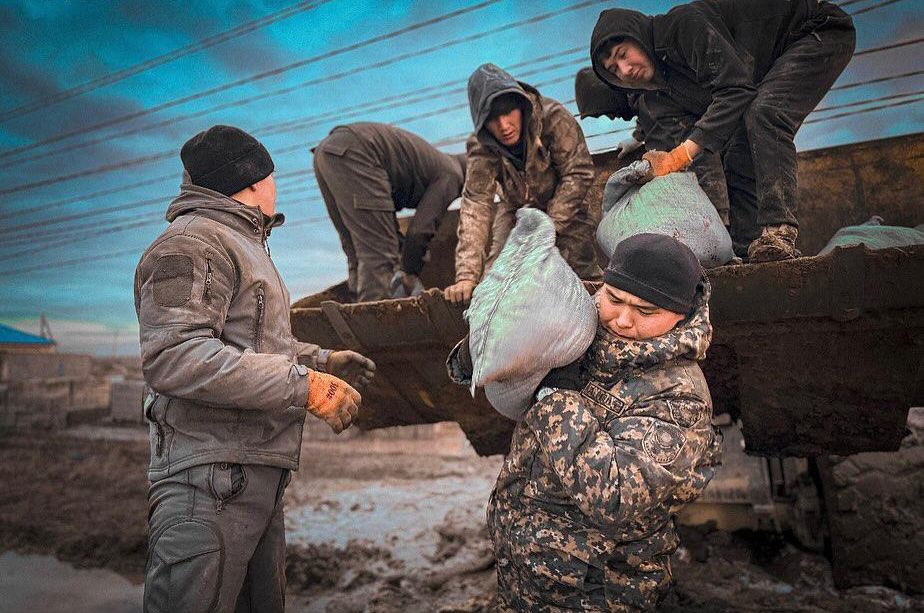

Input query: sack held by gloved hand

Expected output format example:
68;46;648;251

306;370;361;434
325;350;376;389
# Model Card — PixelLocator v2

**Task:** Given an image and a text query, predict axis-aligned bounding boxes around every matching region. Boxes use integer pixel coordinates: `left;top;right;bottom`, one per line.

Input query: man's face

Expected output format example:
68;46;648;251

485;107;523;147
596;284;684;340
254;173;277;216
600;39;654;87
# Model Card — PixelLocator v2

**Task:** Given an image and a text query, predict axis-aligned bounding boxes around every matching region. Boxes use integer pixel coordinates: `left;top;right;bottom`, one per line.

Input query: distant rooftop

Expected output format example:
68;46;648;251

0;323;55;346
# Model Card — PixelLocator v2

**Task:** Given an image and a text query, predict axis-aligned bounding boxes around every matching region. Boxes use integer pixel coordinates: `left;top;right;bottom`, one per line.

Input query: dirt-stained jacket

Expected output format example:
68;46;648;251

456;65;598;283
488;282;722;611
134;179;328;482
589;0;844;154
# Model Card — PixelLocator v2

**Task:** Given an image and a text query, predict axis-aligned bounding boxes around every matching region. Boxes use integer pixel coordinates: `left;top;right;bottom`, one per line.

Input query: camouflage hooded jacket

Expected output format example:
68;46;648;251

455;65;597;283
488;281;722;610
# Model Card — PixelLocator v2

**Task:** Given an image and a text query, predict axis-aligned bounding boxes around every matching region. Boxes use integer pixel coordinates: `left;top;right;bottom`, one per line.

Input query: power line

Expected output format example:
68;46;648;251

853;36;923;56
0;47;585;171
0;0;602;169
0;248;140;278
0;151;177;197
0;44;587;195
0;0;501;162
850;0;906;16
813;89;924;113
0;214;331;263
804;94;923;124
0;172;177;220
0;0;332;124
830;69;924;91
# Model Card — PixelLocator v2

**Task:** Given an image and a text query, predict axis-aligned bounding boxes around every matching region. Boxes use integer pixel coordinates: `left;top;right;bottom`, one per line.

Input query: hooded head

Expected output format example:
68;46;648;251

467;63;533;147
574;67;635;120
590;9;660;91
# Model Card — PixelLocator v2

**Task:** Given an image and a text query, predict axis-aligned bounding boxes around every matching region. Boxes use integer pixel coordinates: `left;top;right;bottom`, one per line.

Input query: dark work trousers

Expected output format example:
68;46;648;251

144;463;291;613
643;114;730;226
724;23;856;255
313;141;402;302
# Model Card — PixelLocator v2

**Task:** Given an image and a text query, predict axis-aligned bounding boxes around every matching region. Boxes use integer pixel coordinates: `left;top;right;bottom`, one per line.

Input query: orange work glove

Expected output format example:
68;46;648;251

306;370;361;434
642;143;693;178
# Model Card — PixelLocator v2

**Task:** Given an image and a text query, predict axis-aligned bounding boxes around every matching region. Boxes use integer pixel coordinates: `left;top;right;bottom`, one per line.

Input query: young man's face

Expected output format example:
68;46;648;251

485;107;523;147
600;39;655;87
596;284;684;340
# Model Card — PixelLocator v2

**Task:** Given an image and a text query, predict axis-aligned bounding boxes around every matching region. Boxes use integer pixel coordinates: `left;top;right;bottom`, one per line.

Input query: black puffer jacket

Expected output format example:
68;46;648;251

590;0;848;153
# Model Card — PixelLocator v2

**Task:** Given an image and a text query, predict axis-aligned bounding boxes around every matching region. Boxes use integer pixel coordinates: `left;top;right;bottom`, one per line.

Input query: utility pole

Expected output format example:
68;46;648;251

38;313;54;341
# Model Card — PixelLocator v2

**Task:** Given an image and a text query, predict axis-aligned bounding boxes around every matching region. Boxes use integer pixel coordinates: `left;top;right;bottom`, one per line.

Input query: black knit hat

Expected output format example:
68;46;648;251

603;233;702;314
180;125;274;196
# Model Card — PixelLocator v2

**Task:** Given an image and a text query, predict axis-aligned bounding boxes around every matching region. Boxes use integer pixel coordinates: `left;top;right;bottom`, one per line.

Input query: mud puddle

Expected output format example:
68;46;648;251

0;551;141;613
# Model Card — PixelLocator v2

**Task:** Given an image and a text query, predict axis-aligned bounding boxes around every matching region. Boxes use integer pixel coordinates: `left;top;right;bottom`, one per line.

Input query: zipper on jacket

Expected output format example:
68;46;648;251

154;422;165;456
254;283;266;352
204;257;213;302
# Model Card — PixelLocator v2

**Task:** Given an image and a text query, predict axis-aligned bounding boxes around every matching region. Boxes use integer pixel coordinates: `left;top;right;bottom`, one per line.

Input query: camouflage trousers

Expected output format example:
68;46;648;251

489;504;672;612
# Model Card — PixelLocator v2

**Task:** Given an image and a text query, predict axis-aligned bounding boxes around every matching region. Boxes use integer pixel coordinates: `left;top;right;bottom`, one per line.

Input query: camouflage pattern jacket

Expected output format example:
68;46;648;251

456;77;599;283
488;282;722;611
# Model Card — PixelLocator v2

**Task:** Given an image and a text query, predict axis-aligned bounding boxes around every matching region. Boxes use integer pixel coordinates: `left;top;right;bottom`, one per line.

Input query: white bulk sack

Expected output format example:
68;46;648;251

597;166;734;268
819;216;924;255
466;208;597;420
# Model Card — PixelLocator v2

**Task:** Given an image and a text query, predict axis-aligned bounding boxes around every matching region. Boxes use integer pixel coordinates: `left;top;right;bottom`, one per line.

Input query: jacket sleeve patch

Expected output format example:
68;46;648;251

152;254;194;307
668;398;706;428
642;422;686;466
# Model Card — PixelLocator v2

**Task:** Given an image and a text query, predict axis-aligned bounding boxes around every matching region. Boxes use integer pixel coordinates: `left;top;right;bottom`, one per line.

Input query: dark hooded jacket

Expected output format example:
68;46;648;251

456;64;596;283
134;179;330;481
590;0;845;153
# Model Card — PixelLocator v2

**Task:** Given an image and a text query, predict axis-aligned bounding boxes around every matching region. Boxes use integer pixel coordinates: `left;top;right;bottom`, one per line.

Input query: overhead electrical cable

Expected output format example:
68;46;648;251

0;0;501;161
0;0;601;164
0;47;585;171
850;0;906;16
0;0;333;123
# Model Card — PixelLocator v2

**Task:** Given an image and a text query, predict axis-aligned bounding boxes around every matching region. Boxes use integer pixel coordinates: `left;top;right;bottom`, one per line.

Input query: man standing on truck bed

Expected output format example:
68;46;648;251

135;125;375;612
574;66;731;229
313;122;467;302
590;0;855;261
444;63;602;304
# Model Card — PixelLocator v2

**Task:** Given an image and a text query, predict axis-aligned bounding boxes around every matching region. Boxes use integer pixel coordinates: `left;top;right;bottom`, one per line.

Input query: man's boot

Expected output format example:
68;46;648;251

748;224;801;262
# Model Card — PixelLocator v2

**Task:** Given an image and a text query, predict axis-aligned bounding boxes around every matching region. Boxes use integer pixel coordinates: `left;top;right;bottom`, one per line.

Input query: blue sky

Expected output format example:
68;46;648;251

0;0;921;355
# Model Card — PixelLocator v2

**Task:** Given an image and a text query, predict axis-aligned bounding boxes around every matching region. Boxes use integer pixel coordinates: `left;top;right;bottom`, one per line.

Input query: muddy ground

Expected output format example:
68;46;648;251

0;425;920;612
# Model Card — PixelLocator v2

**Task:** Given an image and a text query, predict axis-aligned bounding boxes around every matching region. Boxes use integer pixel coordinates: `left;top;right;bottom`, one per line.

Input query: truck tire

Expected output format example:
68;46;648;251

817;408;924;594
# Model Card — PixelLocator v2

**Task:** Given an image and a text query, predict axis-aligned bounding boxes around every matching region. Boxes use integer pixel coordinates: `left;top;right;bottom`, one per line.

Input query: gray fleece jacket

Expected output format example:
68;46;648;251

134;180;327;481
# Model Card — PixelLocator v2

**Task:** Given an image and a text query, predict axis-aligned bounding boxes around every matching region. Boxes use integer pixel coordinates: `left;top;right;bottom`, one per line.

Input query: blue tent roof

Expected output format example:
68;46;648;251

0;323;55;345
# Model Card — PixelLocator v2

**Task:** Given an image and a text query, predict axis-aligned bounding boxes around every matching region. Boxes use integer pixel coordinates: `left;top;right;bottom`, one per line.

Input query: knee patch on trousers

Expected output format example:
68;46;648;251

145;518;223;613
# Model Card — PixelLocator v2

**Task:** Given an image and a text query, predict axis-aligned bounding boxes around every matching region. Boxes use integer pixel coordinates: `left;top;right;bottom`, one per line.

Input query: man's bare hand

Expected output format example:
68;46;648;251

444;280;476;304
326;350;376;389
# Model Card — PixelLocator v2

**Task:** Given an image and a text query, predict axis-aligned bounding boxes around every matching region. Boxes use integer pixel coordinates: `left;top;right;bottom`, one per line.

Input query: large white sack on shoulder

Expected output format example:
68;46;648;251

597;171;734;268
466;208;597;419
